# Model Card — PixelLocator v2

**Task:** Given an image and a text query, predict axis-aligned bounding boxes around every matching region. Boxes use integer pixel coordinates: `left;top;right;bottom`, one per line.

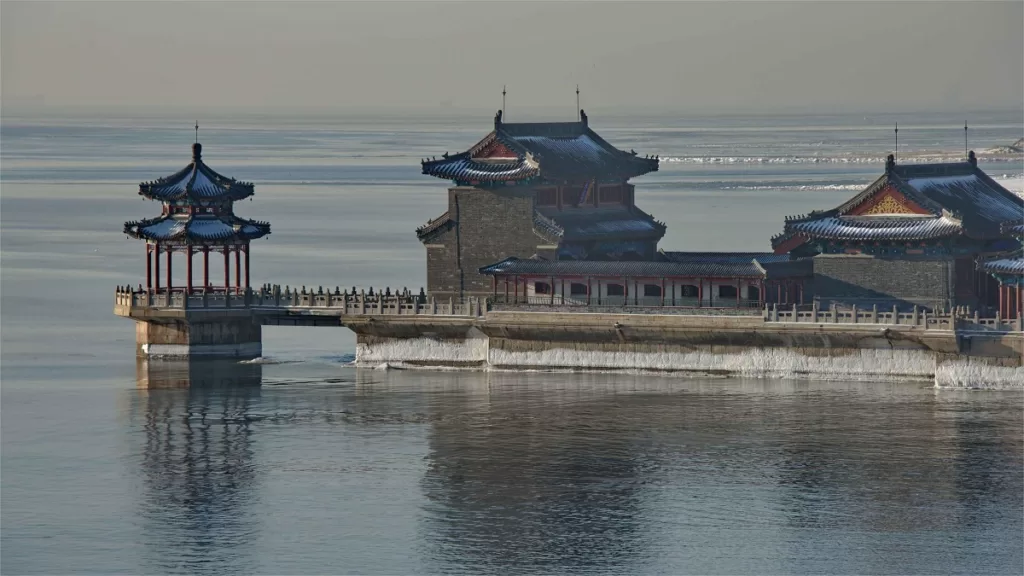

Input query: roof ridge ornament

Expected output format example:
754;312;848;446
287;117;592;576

494;109;503;130
885;153;896;173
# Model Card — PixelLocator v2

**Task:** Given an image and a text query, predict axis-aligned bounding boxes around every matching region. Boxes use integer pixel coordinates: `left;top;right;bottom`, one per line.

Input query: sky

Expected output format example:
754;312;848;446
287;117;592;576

2;1;1022;115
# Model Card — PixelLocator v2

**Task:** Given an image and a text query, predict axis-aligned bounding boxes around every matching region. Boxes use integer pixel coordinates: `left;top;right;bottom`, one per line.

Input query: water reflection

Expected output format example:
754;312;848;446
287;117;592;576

412;371;662;573
130;360;262;575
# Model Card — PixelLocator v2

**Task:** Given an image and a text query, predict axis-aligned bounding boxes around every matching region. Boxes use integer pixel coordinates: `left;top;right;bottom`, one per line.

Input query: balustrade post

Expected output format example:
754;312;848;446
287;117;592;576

871;304;877;323
360;290;366;314
448;296;454;315
811;302;818;323
922;310;929;330
792;303;798;322
851;304;858;324
831;303;837;323
892;304;899;324
430;297;437;315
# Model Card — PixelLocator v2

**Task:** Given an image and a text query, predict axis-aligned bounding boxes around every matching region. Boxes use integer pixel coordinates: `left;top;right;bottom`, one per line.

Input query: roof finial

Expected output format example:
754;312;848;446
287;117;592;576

576;84;580;121
502;85;507;120
195;120;199;144
894;121;899;164
964;121;968;160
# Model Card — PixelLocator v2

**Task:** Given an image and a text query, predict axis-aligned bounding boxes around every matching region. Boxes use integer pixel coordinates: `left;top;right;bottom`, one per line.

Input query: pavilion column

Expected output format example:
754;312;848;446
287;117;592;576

203;247;210;289
186;245;193;294
504;277;509;303
736;279;741;308
146;244;152;291
514;275;519;303
550;276;555;305
166;247;173;291
224;247;230;292
492;276;497;299
586;277;591;305
671;279;675;306
244;245;250;290
235;247;242;293
154;244;161;291
698;279;703;307
661;277;666;307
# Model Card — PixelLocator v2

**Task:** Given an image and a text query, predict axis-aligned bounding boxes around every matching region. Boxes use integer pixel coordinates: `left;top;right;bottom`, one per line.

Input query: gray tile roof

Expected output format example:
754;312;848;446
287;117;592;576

139;143;254;202
481;257;776;279
789;215;962;241
978;257;1024;276
124;215;270;243
536;206;666;241
774;159;1023;248
422;114;658;184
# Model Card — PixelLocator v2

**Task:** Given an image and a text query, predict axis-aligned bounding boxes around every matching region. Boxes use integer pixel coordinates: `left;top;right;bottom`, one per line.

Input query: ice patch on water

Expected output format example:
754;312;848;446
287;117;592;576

355;337;488;366
659;154;1022;165
487;346;937;382
238;356;292;365
934;363;1024;390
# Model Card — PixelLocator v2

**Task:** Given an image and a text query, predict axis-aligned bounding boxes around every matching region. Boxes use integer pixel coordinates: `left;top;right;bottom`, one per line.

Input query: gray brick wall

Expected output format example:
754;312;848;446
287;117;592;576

424;186;546;299
812;254;955;310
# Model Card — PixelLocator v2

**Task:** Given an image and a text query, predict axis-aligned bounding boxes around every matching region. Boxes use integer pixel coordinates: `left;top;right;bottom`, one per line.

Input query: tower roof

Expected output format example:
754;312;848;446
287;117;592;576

421;110;659;185
139;143;254;202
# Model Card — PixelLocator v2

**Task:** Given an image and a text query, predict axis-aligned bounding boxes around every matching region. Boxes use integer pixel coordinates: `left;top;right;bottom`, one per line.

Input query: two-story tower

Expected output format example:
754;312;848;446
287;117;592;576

417;110;663;299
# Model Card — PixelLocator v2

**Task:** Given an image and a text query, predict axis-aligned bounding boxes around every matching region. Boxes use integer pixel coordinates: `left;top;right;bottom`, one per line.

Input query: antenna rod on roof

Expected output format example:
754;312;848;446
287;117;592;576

576;85;580;121
502;85;507;120
964;121;968;160
195;121;199;144
894;121;898;164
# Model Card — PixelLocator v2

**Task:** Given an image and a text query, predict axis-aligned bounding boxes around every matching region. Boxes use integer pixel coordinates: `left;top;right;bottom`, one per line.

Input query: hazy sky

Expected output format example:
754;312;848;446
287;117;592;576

2;1;1022;114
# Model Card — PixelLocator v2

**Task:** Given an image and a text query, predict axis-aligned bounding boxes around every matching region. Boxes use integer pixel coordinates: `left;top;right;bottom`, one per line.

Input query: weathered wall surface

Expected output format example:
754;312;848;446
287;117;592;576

449;186;542;299
135;316;262;358
813;254;954;310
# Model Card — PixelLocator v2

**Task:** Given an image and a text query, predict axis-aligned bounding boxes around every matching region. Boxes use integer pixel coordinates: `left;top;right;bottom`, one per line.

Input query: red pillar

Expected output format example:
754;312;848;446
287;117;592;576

146;244;152;290
661;277;666;307
698;279;703;307
235;247;242;293
624;277;628;305
203;247;210;289
244;245;250;290
166;247;173;290
186;245;193;293
550;276;555;305
504;277;509;302
224;247;230;292
514;275;519;303
999;283;1006;317
586;277;591;305
154;244;161;291
736;278;740;308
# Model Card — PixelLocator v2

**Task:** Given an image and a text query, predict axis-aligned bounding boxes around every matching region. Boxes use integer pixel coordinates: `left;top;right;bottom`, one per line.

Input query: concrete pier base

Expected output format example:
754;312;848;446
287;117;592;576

135;315;262;359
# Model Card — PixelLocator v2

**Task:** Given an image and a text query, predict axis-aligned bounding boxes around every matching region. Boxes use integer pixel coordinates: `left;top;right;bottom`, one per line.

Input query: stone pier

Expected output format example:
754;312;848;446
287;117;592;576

134;313;263;358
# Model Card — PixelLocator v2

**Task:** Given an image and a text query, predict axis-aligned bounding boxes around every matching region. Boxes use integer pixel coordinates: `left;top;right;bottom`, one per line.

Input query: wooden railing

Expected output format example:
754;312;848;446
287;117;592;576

114;286;486;317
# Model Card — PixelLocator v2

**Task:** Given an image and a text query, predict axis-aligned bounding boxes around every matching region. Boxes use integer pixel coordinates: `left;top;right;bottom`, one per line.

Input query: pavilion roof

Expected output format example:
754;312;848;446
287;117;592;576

772;154;1023;251
139;143;255;202
421;110;659;185
124;214;270;244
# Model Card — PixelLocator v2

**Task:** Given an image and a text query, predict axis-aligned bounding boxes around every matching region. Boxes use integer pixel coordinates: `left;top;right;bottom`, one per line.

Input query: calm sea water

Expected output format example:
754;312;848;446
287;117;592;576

2;109;1022;574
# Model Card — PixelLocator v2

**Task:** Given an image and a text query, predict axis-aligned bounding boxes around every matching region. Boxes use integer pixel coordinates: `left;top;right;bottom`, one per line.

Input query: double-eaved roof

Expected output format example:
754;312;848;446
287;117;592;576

772;153;1024;252
139;143;254;202
421;110;659;185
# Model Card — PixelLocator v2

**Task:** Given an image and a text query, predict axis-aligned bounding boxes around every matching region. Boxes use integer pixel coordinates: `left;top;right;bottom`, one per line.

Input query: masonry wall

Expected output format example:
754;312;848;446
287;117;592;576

812;254;955;310
426;186;547;300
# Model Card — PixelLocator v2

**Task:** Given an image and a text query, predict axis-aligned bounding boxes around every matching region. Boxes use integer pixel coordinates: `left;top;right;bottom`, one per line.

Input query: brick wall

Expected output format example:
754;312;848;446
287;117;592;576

424;186;545;299
812;254;956;310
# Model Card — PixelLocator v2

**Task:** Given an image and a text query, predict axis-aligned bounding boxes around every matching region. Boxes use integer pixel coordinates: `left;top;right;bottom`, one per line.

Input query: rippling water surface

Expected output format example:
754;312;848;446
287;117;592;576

2;109;1022;574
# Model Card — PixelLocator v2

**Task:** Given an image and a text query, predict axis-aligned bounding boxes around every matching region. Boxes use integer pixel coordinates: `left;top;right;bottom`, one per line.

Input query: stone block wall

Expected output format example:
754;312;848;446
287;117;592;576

425;186;547;299
812;254;955;310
